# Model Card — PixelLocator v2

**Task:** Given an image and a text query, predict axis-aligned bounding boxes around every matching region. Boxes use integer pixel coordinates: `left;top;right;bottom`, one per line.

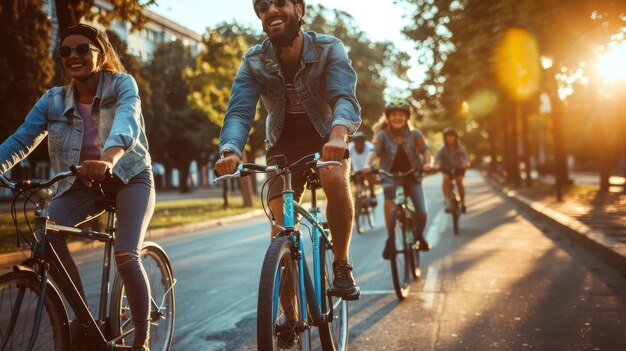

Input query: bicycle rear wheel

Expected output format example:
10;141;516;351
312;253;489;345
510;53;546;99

389;209;411;301
318;235;349;351
110;242;176;351
0;270;69;351
257;236;311;350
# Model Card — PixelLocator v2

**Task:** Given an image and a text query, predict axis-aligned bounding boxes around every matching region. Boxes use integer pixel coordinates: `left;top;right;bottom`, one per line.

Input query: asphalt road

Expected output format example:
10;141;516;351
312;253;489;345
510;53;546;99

61;171;626;350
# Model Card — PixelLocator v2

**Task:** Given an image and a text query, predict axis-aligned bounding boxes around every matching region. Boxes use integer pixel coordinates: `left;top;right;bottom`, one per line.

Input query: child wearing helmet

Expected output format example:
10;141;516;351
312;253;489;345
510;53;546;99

364;99;433;258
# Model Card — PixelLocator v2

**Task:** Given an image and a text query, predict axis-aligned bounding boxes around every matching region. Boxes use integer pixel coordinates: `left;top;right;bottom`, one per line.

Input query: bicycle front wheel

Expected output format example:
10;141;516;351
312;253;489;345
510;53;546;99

0;270;69;351
389;209;411;300
110;242;176;351
353;195;364;234
257;236;311;350
451;196;460;235
318;235;349;351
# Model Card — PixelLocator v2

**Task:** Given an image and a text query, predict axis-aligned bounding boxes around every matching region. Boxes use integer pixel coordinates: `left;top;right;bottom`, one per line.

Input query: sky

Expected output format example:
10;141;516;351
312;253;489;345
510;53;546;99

148;0;425;90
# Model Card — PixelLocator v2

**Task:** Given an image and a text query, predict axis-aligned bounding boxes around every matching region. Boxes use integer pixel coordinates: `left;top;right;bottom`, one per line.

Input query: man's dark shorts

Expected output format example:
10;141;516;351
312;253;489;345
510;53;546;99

265;136;329;201
442;168;466;177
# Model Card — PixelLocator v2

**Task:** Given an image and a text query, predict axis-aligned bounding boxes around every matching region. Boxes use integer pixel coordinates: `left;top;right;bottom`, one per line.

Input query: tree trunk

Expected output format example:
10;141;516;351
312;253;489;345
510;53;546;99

245;149;258;196
506;100;521;186
520;103;533;187
239;153;254;207
547;70;570;196
177;160;191;193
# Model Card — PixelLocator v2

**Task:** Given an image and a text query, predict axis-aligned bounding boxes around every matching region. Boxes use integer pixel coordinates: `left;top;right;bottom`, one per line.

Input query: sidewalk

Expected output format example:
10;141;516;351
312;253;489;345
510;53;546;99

487;173;626;275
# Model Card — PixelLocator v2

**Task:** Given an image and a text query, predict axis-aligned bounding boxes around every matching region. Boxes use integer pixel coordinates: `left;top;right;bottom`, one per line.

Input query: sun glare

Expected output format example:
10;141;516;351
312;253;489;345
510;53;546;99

598;43;626;82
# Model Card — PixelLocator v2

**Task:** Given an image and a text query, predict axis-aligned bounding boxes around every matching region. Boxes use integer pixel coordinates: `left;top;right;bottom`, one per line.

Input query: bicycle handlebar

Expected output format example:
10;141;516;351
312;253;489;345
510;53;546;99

213;153;341;183
0;166;80;191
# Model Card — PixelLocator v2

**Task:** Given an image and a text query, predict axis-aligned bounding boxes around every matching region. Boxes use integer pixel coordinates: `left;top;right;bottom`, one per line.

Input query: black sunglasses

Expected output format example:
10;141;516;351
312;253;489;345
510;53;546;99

58;43;100;58
255;0;288;15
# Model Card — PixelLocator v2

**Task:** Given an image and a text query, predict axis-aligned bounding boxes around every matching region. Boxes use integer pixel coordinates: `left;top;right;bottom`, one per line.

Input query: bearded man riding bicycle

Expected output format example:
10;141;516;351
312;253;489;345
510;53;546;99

215;0;361;299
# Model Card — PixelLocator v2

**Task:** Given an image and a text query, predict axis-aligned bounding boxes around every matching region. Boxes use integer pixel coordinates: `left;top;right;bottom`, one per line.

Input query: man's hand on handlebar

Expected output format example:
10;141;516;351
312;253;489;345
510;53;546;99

215;151;242;176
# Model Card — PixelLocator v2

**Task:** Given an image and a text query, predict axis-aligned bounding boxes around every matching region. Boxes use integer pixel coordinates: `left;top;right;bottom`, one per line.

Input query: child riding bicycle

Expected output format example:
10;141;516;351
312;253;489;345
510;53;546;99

434;127;470;213
363;99;433;259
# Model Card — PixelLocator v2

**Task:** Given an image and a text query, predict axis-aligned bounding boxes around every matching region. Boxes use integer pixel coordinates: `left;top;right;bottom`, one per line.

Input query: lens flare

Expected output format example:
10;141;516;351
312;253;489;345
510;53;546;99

598;43;626;82
494;28;541;102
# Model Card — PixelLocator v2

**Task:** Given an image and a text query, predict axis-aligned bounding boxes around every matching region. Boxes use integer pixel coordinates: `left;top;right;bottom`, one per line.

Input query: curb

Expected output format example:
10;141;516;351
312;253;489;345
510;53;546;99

486;177;626;275
0;208;268;266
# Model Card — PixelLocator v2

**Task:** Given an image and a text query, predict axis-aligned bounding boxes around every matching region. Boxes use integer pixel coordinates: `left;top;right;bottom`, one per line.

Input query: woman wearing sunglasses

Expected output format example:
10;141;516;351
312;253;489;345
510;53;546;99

0;23;154;350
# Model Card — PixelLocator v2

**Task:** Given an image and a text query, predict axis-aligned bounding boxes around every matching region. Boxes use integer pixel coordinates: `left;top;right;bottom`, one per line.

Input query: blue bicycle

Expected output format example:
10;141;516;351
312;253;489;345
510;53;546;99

215;153;354;350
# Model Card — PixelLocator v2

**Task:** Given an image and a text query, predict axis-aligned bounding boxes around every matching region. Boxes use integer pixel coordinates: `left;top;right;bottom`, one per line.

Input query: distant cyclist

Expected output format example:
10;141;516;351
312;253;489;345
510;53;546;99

349;131;376;206
434;127;469;213
364;99;433;258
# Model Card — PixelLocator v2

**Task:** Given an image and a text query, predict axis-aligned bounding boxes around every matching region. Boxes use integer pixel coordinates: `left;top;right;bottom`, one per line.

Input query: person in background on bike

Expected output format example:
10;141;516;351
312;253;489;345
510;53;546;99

215;0;361;299
0;24;153;350
349;131;377;206
434;127;470;213
363;99;433;258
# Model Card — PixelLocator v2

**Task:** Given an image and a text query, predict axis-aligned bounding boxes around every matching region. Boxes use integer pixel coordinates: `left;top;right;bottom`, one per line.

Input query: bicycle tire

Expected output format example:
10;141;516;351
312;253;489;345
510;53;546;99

451;195;460;235
318;234;349;351
353;195;364;234
389;208;410;301
257;236;311;350
0;270;70;351
366;199;376;230
110;242;176;351
405;215;421;279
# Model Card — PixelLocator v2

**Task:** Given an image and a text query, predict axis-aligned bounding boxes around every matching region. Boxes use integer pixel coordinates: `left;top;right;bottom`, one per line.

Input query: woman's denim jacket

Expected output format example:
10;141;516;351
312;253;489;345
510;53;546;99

0;72;151;196
219;31;361;157
375;128;431;173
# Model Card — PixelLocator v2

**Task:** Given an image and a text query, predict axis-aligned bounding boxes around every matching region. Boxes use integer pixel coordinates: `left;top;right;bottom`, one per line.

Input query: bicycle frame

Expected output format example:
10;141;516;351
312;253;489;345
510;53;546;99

276;159;335;326
19;202;121;350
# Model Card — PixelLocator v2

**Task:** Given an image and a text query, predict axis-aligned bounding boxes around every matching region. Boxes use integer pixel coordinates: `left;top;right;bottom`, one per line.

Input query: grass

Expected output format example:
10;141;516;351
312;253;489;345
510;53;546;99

0;196;258;254
0;188;330;254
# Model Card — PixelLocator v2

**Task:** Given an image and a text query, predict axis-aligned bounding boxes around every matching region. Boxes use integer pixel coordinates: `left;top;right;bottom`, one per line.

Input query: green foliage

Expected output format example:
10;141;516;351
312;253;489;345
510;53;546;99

55;0;156;32
0;0;54;142
147;40;214;191
306;4;409;137
401;0;626;164
186;23;265;152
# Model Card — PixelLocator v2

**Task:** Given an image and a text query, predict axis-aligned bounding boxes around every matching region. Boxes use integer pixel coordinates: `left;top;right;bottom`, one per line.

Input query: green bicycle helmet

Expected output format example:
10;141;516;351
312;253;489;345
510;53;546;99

384;98;411;118
253;0;306;18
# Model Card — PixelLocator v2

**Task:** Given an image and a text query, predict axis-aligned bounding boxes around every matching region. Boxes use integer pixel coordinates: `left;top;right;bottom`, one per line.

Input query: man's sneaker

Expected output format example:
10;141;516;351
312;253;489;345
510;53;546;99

382;239;394;260
330;260;361;300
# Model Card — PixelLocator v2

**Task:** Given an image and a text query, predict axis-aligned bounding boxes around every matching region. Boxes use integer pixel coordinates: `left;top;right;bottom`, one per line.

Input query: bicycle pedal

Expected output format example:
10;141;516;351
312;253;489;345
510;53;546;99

327;287;361;301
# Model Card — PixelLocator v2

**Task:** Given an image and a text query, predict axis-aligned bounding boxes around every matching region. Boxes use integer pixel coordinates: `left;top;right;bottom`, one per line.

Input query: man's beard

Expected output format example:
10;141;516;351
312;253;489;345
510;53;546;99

263;14;301;48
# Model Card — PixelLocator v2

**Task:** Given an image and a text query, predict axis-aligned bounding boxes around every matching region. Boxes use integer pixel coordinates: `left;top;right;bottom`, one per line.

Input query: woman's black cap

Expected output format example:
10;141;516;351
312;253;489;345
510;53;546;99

59;23;107;54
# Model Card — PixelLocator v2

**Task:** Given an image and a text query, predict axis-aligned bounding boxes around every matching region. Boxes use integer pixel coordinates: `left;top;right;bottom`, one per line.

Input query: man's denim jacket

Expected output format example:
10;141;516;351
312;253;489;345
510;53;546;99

0;72;151;196
219;31;362;157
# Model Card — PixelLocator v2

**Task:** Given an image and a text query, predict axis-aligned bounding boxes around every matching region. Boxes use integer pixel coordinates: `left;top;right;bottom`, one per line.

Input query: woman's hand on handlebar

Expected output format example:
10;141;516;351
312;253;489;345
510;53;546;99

215;151;242;176
79;160;113;187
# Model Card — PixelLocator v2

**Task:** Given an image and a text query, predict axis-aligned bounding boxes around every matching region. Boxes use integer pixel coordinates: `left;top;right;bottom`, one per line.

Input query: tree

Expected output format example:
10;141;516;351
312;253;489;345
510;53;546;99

54;0;156;33
147;40;212;193
307;4;409;136
0;0;54;177
401;0;626;189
